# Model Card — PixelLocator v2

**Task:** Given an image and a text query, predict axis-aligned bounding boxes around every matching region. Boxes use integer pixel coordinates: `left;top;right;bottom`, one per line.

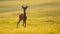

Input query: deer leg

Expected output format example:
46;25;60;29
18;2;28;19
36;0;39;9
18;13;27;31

23;17;27;27
23;20;26;27
17;19;21;28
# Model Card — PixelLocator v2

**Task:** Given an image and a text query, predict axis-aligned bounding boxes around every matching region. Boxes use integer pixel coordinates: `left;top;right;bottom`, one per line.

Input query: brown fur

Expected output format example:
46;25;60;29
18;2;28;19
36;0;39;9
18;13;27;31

17;5;28;28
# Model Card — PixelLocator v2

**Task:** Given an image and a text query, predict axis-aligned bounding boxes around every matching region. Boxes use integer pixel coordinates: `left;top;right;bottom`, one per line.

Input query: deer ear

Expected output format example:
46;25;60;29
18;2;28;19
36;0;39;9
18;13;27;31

26;5;28;8
22;4;24;8
22;6;23;8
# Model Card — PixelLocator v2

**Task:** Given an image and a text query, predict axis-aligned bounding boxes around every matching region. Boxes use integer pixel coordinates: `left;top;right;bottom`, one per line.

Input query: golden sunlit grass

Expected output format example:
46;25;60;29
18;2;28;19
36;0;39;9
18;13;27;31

0;0;60;34
0;9;60;34
0;15;60;34
0;8;60;34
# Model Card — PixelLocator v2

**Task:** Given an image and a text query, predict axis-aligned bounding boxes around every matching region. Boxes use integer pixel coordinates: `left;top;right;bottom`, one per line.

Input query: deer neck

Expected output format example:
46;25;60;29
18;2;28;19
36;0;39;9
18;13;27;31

24;10;26;16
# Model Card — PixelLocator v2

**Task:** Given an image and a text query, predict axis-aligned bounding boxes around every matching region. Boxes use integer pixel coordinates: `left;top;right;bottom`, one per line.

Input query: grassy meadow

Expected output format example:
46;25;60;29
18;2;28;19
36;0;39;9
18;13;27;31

0;0;60;34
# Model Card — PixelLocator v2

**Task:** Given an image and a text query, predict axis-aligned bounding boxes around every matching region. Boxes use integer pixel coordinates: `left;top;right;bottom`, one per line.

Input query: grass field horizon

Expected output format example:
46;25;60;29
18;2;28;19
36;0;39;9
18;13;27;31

0;0;60;34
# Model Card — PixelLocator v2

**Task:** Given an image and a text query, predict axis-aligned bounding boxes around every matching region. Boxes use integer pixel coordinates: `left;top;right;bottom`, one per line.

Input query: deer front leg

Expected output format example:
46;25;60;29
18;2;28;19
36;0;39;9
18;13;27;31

23;20;26;27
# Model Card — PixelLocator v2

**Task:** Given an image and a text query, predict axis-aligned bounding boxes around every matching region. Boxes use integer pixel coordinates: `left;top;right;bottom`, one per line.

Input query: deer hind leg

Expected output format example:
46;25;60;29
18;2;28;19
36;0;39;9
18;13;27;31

17;19;21;28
